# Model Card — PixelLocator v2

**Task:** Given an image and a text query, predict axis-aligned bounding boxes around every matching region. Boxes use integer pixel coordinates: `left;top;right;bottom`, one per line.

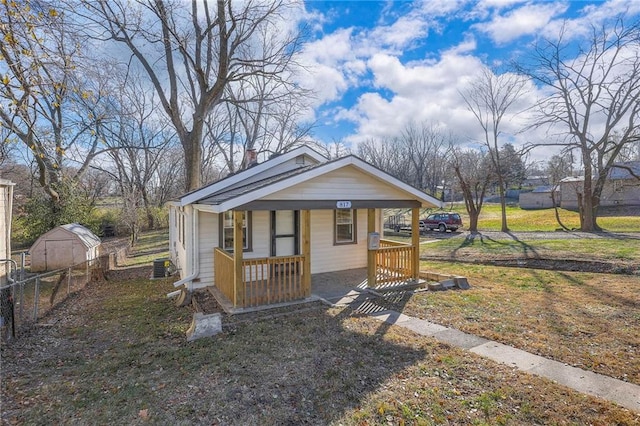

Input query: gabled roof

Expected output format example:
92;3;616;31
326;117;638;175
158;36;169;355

531;185;558;193
188;153;443;212
609;161;640;180
180;146;327;206
60;223;101;248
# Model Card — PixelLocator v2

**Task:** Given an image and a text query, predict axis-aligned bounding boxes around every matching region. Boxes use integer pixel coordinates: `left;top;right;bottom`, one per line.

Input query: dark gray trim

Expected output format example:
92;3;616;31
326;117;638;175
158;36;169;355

270;210;300;256
237;199;421;211
334;209;357;245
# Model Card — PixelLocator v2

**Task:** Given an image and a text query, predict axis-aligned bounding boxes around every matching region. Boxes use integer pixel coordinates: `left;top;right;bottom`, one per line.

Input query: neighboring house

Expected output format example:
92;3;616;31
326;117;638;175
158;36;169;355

0;179;14;285
559;162;640;210
167;146;442;310
30;223;101;272
519;185;559;210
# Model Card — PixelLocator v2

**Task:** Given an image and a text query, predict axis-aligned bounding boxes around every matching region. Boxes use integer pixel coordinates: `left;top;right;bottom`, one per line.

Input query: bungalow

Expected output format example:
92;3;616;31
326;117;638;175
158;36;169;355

559;161;640;210
167;146;442;310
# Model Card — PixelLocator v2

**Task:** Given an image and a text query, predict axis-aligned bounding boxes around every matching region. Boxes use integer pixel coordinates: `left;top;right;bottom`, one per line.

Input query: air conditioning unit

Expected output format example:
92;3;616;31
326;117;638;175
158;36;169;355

152;258;173;279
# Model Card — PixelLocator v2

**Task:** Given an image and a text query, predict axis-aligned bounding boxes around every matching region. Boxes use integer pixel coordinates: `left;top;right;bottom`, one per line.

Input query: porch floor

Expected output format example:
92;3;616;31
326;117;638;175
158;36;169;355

208;268;425;314
311;268;424;305
311;268;368;304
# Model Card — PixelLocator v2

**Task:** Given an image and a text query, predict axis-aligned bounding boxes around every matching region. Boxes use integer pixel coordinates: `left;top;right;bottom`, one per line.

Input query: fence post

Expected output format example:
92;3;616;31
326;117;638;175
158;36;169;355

33;277;40;322
20;252;26;281
67;267;72;295
19;281;24;320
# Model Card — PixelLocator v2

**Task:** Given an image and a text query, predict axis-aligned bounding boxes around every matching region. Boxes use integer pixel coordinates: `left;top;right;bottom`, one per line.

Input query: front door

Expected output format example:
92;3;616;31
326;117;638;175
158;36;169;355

270;210;299;257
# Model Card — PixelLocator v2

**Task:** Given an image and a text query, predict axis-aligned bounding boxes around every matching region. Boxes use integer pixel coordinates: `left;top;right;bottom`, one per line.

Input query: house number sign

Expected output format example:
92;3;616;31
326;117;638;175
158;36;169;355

336;201;352;209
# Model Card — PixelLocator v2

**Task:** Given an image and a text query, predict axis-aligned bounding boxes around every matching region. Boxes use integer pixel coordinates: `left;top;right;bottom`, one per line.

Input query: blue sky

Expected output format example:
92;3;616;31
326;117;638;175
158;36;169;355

295;0;640;157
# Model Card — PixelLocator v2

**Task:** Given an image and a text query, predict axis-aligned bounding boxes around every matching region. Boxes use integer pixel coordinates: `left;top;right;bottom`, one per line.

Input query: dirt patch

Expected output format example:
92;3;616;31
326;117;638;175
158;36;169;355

428;256;639;274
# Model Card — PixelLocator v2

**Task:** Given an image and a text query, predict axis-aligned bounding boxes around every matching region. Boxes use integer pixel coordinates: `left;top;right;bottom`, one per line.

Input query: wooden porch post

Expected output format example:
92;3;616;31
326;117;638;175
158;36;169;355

367;208;376;288
411;207;420;281
301;210;311;296
233;210;244;308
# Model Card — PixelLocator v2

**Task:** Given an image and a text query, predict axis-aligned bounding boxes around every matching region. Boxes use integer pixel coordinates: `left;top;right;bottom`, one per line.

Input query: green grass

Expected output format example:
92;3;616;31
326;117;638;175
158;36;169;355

470;204;640;232
403;204;640;232
420;236;640;263
120;230;170;267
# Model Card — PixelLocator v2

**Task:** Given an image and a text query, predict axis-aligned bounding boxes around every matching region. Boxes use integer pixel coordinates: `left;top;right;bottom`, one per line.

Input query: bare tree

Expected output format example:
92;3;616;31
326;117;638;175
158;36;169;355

96;73;177;229
517;18;640;231
203;73;314;176
0;1;105;210
450;147;495;232
82;0;304;191
546;154;573;230
460;66;528;232
357;122;450;196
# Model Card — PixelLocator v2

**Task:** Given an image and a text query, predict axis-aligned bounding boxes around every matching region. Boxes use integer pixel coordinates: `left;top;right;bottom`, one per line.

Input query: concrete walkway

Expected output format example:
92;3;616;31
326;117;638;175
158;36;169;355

327;291;640;413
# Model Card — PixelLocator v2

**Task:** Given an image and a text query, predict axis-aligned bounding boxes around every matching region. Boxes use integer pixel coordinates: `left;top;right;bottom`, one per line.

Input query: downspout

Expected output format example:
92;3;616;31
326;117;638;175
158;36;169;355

167;205;200;297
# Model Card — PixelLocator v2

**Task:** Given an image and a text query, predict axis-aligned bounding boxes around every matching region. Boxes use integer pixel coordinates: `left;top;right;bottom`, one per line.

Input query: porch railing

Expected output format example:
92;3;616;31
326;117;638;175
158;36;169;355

213;248;235;304
243;255;307;308
379;239;409;248
214;249;309;308
375;240;414;286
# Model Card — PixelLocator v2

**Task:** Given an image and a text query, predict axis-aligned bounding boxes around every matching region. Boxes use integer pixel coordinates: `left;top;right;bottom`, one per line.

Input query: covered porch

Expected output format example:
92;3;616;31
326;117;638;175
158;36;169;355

212;207;423;310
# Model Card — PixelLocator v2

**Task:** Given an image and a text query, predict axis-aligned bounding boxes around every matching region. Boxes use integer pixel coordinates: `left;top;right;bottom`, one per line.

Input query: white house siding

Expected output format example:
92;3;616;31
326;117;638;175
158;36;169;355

600;180;640;207
170;206;188;278
262;166;409;201
196;211;218;288
519;192;557;209
309;209;368;274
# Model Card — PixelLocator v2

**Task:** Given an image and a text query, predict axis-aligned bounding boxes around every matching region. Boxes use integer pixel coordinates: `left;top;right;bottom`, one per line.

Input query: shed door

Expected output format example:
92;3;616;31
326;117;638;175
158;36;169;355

270;211;299;257
45;240;74;270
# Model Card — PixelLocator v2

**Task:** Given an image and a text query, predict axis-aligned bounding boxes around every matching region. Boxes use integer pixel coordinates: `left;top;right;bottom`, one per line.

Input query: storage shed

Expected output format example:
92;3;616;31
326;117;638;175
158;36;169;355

30;223;101;272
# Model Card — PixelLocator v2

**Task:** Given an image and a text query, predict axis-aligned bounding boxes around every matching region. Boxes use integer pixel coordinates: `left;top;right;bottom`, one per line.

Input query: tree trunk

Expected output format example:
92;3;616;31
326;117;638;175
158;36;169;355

468;211;480;232
182;126;203;191
498;177;509;232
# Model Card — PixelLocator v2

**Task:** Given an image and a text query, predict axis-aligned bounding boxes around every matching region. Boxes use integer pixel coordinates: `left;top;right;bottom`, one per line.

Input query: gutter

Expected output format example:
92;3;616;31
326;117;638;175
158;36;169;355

167;204;200;296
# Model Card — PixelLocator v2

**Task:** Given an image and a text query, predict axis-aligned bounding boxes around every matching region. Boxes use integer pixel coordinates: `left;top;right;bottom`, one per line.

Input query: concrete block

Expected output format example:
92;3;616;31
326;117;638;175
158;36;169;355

401;318;448;336
433;329;489;349
441;279;456;289
369;310;413;324
427;282;444;291
186;312;222;342
455;277;470;289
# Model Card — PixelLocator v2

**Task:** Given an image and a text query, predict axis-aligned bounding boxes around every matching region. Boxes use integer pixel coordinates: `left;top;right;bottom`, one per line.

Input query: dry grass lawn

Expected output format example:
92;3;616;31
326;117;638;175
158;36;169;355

2;230;639;424
1;264;639;425
409;261;640;386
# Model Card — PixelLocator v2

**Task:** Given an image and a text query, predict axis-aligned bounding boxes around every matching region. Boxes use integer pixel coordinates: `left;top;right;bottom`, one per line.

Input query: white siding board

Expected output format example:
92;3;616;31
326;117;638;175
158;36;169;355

309;210;368;274
171;207;188;278
197;211;218;286
262;166;410;201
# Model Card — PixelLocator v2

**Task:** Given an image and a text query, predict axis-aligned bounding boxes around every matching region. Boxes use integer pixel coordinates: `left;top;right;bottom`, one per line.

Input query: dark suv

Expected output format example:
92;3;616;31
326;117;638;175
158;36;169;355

421;212;463;232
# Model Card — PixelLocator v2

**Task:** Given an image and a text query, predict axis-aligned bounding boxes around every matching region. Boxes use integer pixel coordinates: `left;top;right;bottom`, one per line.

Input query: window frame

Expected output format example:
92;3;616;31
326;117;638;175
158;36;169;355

334;209;357;245
219;211;253;252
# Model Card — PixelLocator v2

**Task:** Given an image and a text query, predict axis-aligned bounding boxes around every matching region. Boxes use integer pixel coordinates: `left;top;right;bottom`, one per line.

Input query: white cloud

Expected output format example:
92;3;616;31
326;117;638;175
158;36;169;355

474;2;569;44
296;28;361;106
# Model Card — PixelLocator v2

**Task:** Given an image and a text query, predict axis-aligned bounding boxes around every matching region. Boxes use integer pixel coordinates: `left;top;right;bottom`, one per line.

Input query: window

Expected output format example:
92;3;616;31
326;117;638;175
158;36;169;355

334;209;357;244
219;211;252;252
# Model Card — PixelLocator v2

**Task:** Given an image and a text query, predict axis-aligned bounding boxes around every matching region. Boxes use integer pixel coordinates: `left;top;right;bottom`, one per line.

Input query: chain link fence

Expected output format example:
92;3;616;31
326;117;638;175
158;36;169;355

1;246;128;343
